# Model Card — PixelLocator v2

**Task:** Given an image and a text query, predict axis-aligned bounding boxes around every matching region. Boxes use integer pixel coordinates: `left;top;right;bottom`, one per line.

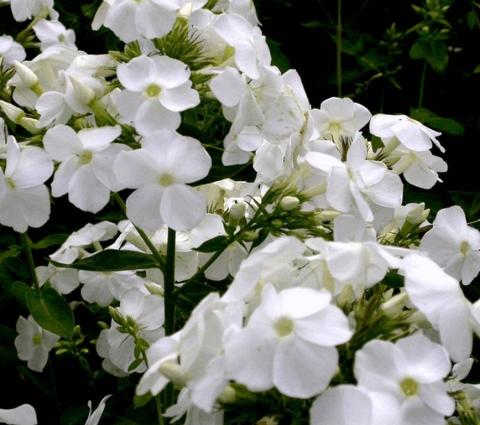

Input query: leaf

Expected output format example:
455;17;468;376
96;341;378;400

424;117;464;136
467;11;478;29
425;39;448;72
383;271;404;288
409;41;426;59
266;38;290;73
26;288;74;337
133;393;152;409
50;250;161;272
31;234;68;250
301;21;323;28
194;235;230;253
474;64;480;74
0;245;21;264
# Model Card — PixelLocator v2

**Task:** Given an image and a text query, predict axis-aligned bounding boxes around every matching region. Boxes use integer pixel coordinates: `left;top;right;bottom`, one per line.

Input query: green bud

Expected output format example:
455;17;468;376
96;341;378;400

218;385;236;404
145;282;165;297
241;230;258;241
0;100;25;123
280;196;300;211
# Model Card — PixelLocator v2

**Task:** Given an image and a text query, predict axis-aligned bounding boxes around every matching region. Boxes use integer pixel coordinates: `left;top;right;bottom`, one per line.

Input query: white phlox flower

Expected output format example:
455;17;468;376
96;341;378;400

33;19;77;51
225;284;353;398
305;133;403;222
44;124;125;213
94;0;178;43
214;12;271;80
0;35;26;69
354;333;454;425
50;221;118;264
36;264;80;294
115;54;199;135
0;136;53;232
311;96;372;145
370;113;445;153
402;254;478;362
0;404;38;425
85;395;111;425
14;315;60;372
137;294;243;413
114;129;211;231
9;0;57;22
97;288;164;374
420;206;480;285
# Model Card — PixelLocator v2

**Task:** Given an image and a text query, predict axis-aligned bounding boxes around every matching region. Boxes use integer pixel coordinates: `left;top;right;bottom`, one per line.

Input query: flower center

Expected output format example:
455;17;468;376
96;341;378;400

32;334;42;346
145;83;161;98
460;240;470;256
400;377;419;397
79;150;93;165
159;173;174;187
274;316;294;337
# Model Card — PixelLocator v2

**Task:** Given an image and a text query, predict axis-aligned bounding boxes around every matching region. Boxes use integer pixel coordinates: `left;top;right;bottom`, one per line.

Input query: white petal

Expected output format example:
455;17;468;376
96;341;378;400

125;185;165;231
36;91;72;127
12;147;53;188
135;101;181;135
136;1;176;39
274;338;338;398
160;185;207;231
51;156;78;197
68;166;110;213
419;382;455;416
310;385;372;425
326;166;351;212
104;1;139;43
78;126;121;151
43;125;82;161
152;56;190;89
279;287;331;319
0;404;37;425
112;90;144;123
117;55;156;92
114;149;158;188
209;67;245;107
160;84;200;112
400;396;444;425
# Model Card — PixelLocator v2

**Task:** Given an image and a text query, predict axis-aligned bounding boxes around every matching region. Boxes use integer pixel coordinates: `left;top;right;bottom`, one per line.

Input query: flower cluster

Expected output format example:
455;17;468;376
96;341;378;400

1;0;479;424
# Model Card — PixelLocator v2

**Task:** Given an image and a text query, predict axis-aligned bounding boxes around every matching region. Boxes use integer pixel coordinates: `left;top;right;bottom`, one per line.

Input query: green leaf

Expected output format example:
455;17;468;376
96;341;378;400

473;64;480;74
266;38;290;73
133;393;152;409
31;234;68;250
383;271;404;288
50;250;161;272
301;21;323;28
425;39;448;72
409;41;426;59
467;11;478;29
424;117;464;136
0;245;21;264
194;235;230;253
26;288;74;337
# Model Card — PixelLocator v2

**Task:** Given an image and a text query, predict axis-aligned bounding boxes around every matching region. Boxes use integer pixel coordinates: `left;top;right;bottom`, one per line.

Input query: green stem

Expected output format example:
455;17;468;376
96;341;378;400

418;60;428;109
140;348;164;425
20;233;39;291
164;228;176;336
112;193;165;270
336;0;343;97
182;246;226;286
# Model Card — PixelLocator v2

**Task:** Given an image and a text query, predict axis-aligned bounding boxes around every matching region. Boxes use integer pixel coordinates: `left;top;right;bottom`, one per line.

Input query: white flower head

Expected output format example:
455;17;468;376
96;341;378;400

115;55;199;135
14;315;60;372
0;35;26;69
115;129;211;231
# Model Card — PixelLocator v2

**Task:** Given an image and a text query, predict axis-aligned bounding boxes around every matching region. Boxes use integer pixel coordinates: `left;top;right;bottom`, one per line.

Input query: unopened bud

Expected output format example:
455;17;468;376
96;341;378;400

108;306;125;326
381;292;408;317
241;230;258;241
317;209;341;222
229;202;246;220
0;100;25;123
18;116;41;134
218;385;236;404
145;282;164;297
406;203;429;225
13;60;39;89
280;196;300;211
69;75;96;105
159;361;186;386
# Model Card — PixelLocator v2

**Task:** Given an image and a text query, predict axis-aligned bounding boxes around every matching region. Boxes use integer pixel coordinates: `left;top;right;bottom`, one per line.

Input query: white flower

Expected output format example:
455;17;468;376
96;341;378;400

306;133;403;222
9;0;57;22
0;35;26;69
36;264;79;294
370;113;445;152
354;334;454;425
214;12;271;80
225;284;352;398
0;137;53;232
114;129;211;231
402;254;475;362
312;97;371;142
0;404;37;425
14;315;60;372
115;54;199;135
44;125;124;213
33;19;76;51
97;0;178;43
420;206;480;285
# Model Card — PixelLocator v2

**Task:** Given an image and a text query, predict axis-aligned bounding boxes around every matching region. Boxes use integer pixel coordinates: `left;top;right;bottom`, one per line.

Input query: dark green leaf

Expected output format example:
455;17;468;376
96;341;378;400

409;41;426;59
133;393;152;409
26;288;74;337
50;250;161;272
425;39;448;72
4;257;30;280
60;405;89;425
301;21;323;28
383;271;404;288
467;11;478;29
31;234;68;250
194;236;230;253
424;117;464;136
0;245;21;264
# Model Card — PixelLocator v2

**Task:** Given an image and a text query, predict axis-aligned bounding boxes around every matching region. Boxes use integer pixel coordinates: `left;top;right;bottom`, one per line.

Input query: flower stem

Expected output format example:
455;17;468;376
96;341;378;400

164;228;176;336
20;233;39;291
140;348;164;425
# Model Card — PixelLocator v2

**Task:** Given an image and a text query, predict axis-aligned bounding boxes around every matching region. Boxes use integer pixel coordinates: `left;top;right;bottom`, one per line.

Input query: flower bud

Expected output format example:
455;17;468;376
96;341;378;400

280;196;300;211
381;292;408;317
229;201;246;220
13;60;39;89
218;385;236;404
406;203;429;226
145;281;164;297
0;100;25;123
69;75;96;105
18;117;41;134
159;361;186;386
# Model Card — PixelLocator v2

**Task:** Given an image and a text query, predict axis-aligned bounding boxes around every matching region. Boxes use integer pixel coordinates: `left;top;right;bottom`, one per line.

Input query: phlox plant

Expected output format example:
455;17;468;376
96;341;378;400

1;1;480;425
